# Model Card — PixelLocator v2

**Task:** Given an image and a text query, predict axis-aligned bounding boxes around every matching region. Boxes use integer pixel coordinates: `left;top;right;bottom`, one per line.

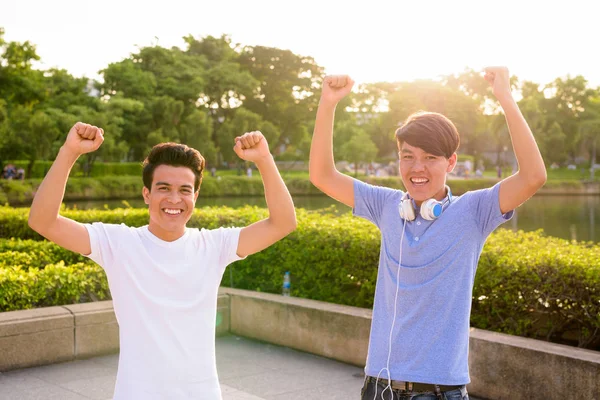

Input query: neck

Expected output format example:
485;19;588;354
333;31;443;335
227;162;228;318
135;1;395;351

148;223;186;242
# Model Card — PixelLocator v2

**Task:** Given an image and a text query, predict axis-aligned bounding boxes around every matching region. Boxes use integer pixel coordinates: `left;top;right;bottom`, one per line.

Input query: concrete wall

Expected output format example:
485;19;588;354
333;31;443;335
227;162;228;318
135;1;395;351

1;289;598;400
224;287;371;366
221;288;600;400
0;294;230;372
0;306;73;371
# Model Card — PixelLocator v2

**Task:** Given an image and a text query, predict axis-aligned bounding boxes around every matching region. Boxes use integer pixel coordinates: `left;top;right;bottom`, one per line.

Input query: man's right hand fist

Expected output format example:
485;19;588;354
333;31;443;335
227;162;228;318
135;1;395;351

64;122;104;156
320;75;354;105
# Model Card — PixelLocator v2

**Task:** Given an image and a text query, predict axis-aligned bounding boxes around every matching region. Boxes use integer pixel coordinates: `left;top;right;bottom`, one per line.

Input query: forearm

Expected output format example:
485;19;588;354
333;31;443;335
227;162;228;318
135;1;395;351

500;97;547;183
29;147;79;229
255;155;296;231
309;101;338;183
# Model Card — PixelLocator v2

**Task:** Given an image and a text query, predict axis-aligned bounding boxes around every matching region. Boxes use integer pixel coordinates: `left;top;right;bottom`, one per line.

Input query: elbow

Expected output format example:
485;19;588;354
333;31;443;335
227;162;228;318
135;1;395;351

285;213;298;236
27;214;40;233
289;216;298;233
534;169;547;188
526;169;547;191
308;168;330;190
27;212;53;236
309;174;322;191
280;213;298;238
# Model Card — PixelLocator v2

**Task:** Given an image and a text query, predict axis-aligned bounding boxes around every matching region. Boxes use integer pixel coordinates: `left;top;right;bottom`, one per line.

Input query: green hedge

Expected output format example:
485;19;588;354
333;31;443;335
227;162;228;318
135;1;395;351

0;206;598;349
0;238;88;267
473;229;600;349
0;175;330;206
0;262;109;311
3;174;596;207
2;175;585;207
4;160;142;178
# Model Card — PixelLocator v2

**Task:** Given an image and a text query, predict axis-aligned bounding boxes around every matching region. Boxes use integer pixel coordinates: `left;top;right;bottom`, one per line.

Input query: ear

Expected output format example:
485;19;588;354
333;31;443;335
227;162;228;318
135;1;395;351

143;186;150;205
194;190;199;202
447;153;457;173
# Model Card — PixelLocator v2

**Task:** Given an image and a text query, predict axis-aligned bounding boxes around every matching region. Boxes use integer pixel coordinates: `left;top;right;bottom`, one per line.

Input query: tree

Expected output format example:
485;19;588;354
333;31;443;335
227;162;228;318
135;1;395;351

545;76;595;162
185;35;258;134
216;107;280;164
578;93;600;179
2;106;62;177
179;109;217;166
238;45;324;149
340;130;377;177
0;28;45;106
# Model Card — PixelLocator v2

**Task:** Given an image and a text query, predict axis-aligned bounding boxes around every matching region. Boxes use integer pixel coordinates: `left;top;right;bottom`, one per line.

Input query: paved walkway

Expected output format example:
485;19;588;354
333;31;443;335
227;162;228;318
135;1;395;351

0;335;484;399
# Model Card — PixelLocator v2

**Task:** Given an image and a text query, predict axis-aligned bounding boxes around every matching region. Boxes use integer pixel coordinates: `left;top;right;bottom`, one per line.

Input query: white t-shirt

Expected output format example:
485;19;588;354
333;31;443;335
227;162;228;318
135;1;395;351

84;223;243;400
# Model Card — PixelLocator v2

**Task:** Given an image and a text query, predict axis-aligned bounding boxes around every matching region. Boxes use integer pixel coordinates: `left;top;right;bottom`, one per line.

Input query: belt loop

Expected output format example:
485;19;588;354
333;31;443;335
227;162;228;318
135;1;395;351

434;384;443;400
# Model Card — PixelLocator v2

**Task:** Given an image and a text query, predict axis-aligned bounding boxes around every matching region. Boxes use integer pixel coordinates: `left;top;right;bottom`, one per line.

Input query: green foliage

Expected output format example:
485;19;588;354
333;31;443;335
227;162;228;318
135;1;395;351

0;174;594;209
0;206;598;349
3;27;600;182
0;174;325;207
0;262;109;311
0;238;88;267
473;229;600;348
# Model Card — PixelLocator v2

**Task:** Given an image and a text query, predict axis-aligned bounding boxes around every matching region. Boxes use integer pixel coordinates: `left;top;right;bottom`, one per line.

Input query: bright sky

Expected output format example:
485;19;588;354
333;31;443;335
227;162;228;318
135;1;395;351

2;0;600;87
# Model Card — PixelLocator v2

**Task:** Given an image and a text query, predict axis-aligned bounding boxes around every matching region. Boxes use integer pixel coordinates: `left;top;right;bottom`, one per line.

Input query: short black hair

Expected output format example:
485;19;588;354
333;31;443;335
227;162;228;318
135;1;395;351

395;111;460;158
142;143;205;192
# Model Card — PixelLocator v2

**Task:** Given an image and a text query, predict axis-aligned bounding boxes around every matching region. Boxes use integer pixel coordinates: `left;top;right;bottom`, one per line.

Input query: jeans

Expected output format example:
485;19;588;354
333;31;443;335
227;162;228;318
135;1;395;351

360;378;469;400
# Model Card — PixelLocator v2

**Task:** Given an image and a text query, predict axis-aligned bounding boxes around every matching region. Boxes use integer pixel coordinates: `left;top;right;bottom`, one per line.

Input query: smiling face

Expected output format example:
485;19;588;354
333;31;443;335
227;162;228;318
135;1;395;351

394;111;460;206
143;165;199;242
399;142;456;206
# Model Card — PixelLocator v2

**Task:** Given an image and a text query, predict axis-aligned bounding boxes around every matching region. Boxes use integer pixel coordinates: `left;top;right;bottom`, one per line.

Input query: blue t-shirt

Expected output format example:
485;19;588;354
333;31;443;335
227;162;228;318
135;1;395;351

353;180;513;385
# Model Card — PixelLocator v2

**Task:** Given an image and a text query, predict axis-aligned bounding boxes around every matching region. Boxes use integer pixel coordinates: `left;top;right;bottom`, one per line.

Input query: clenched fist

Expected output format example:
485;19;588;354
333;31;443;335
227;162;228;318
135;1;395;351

64;122;104;156
320;75;355;106
484;67;512;102
233;131;271;163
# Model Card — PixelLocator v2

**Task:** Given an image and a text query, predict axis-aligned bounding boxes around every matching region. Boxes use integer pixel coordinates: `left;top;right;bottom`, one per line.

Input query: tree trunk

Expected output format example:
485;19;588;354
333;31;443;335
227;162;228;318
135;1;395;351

591;136;597;181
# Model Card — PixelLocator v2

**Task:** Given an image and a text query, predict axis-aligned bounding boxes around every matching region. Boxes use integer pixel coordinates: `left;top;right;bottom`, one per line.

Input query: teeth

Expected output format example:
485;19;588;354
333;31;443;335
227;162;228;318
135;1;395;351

163;209;182;215
411;178;428;183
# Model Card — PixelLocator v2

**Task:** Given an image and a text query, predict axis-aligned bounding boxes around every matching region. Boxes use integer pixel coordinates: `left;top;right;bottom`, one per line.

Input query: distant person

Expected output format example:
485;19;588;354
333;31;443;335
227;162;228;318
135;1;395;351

16;167;25;180
2;164;16;180
464;159;473;178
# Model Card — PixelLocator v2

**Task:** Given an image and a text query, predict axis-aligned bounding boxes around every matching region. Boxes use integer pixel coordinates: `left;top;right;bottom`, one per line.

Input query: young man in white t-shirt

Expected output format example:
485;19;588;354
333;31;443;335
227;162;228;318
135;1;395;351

28;125;297;399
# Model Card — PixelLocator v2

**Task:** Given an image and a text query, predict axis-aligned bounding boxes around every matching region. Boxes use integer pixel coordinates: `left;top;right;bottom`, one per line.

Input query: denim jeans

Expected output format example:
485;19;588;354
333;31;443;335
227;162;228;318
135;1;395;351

360;378;469;400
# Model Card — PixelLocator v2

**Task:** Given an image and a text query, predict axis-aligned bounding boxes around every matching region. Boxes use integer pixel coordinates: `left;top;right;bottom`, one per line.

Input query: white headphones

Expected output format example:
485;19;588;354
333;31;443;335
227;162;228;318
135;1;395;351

399;185;452;221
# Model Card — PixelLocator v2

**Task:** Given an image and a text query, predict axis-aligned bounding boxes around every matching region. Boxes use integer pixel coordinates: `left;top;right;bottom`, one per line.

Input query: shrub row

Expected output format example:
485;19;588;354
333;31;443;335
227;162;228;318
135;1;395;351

0;206;598;349
3;175;581;207
0;262;109;311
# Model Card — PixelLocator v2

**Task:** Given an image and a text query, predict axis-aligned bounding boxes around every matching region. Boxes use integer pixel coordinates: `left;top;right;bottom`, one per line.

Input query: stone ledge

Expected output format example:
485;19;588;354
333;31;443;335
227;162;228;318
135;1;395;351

221;287;600;400
0;306;74;371
1;290;598;400
63;301;119;359
0;306;72;337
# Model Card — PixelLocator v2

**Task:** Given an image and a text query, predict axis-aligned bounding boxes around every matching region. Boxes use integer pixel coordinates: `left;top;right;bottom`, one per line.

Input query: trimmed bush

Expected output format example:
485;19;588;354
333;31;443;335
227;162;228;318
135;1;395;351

0;206;598;349
474;229;600;349
0;238;89;267
0;262;109;311
1;175;594;207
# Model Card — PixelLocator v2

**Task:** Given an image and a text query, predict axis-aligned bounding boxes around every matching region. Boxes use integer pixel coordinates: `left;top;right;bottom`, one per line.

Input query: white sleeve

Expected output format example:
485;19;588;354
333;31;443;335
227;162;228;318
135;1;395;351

83;222;129;273
202;227;245;273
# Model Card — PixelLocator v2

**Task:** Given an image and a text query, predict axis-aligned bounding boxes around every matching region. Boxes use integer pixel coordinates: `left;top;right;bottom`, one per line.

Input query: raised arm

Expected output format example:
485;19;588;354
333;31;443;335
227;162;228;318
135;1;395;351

485;67;547;214
28;122;104;255
309;75;357;208
235;131;297;258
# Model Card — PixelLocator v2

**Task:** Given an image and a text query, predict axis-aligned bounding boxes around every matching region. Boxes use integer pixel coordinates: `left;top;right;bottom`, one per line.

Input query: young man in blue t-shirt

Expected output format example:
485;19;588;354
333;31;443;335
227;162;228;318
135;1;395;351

309;67;546;399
